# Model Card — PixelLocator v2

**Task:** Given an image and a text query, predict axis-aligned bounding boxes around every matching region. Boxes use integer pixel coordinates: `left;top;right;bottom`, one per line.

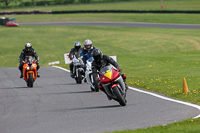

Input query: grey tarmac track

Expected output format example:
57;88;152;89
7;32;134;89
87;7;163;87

0;67;199;133
19;22;200;29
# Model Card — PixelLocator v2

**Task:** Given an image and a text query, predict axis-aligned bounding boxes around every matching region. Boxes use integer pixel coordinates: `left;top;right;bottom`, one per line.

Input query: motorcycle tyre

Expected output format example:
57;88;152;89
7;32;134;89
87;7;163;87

27;73;34;87
112;86;126;106
93;81;99;92
90;74;99;92
76;70;82;84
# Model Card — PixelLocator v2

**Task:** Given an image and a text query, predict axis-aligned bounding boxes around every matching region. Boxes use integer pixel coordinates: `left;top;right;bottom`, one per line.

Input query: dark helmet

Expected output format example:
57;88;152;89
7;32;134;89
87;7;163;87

74;42;81;50
92;48;103;62
25;43;32;52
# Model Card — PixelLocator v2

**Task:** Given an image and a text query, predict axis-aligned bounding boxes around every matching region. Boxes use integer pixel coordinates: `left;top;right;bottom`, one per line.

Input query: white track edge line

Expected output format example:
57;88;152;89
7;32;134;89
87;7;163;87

52;66;200;119
129;87;200;119
52;65;70;72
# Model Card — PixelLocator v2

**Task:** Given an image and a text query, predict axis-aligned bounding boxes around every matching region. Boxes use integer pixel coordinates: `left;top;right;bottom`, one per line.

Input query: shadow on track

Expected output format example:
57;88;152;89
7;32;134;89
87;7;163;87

0;86;28;89
54;105;121;112
71;105;121;111
56;83;79;86
44;90;93;96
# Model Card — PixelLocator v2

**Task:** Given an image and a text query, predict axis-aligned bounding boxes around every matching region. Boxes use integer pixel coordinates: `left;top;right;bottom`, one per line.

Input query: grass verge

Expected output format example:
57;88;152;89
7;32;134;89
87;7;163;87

14;13;200;24
1;0;200;12
106;118;200;133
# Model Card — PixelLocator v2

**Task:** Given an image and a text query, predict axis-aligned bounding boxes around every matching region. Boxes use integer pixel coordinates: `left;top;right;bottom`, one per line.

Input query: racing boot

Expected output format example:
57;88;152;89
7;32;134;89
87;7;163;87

121;74;129;91
70;72;75;78
37;71;40;78
125;83;129;92
107;95;112;100
84;78;87;83
122;74;127;82
20;70;23;78
99;85;103;91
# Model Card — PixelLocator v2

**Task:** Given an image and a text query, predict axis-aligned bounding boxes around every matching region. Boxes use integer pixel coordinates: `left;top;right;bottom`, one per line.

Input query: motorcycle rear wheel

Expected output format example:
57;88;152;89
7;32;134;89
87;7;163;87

93;81;99;92
112;86;126;106
90;74;99;92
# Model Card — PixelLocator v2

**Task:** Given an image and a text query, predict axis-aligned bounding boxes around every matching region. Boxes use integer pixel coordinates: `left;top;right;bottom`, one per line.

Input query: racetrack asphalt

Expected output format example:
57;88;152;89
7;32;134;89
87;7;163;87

0;67;199;133
19;22;200;29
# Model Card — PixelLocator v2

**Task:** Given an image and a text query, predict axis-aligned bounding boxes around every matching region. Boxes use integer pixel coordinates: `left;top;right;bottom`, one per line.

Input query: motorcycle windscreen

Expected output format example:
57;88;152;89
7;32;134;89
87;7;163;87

100;66;112;84
100;66;121;83
104;70;112;79
25;56;34;65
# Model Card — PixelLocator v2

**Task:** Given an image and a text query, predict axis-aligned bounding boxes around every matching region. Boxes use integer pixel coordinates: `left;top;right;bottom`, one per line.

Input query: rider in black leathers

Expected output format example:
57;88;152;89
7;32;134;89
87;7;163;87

92;49;128;94
69;42;82;78
19;43;40;78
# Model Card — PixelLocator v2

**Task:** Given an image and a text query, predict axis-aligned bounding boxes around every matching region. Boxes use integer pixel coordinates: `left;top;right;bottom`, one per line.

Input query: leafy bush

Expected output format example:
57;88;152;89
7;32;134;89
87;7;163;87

36;1;51;6
54;0;63;4
21;1;34;6
53;0;74;4
78;0;91;3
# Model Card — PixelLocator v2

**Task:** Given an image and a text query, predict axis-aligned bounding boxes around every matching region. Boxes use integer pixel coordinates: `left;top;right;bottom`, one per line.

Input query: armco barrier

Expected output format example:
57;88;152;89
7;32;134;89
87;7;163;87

0;10;200;15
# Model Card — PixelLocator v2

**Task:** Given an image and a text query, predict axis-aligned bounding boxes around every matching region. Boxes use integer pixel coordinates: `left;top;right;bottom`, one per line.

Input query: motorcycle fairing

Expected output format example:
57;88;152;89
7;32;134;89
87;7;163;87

102;76;123;100
23;59;37;81
100;65;126;100
100;67;120;84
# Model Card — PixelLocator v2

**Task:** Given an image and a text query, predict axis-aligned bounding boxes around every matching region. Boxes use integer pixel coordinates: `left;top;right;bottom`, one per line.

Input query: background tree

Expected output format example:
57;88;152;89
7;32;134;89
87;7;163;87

79;0;91;3
0;0;18;7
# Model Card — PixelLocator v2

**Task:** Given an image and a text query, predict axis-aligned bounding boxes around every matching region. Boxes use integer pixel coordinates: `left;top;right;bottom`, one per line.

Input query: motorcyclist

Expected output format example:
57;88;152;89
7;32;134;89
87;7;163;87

19;43;40;78
91;49;128;95
69;42;82;78
80;39;96;65
80;39;96;82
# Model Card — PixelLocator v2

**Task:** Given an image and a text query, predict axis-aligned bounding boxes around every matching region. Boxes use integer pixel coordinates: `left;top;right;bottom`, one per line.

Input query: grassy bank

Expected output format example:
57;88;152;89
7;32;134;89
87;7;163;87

1;0;200;12
107;118;200;133
14;13;200;24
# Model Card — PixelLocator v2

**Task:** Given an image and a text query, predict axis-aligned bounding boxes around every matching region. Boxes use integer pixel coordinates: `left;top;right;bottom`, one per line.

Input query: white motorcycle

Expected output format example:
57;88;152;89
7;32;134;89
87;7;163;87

85;57;99;92
72;55;85;84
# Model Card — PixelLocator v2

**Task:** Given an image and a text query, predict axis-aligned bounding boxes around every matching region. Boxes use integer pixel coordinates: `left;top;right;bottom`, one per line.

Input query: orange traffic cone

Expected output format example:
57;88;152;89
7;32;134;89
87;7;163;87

161;5;164;9
182;78;189;93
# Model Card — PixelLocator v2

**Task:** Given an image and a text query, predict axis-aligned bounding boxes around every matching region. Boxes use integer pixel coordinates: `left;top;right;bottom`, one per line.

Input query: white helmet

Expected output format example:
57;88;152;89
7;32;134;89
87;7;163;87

25;43;32;51
84;39;92;49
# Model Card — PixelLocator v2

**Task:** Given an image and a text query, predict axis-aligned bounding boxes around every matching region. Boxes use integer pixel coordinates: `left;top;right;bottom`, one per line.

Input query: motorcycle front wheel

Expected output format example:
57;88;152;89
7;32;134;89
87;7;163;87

76;69;82;84
27;73;34;87
112;86;126;106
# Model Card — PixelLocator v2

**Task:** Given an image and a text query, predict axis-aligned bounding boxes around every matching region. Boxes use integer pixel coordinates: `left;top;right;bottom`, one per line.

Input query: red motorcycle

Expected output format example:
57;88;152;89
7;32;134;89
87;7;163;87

100;65;127;106
23;56;38;87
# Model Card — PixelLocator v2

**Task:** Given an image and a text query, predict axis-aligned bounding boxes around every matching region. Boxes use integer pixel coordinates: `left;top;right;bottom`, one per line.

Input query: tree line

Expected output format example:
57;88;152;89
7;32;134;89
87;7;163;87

0;0;132;7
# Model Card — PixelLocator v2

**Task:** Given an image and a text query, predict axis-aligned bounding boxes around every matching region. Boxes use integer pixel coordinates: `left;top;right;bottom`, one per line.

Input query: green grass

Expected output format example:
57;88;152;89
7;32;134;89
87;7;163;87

107;118;200;133
1;0;200;12
14;13;200;24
